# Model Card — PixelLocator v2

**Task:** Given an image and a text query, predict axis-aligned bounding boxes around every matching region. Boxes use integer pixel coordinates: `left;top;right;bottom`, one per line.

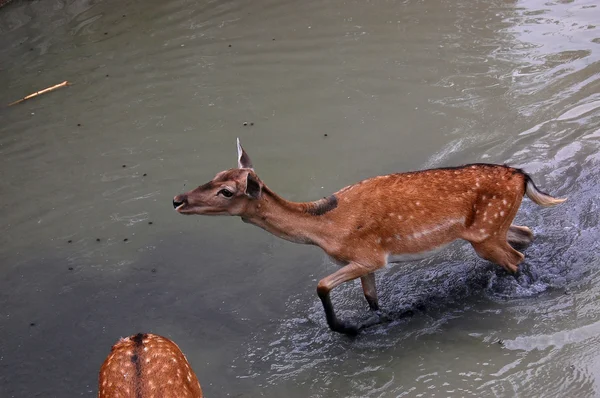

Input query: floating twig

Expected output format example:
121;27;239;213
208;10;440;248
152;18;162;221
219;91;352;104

8;80;69;106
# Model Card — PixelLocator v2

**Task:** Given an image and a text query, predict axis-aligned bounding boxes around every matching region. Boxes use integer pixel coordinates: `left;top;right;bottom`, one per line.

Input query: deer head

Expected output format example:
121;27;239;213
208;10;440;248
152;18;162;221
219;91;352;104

173;138;263;216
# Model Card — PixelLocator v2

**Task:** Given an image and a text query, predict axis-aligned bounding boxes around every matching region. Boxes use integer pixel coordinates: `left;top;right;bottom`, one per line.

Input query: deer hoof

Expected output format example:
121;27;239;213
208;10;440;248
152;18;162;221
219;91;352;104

331;321;359;336
357;310;392;331
375;310;392;323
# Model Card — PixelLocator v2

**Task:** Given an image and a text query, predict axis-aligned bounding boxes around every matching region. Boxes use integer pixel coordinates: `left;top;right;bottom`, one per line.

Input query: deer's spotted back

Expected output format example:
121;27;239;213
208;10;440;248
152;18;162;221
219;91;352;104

98;333;203;398
324;164;527;262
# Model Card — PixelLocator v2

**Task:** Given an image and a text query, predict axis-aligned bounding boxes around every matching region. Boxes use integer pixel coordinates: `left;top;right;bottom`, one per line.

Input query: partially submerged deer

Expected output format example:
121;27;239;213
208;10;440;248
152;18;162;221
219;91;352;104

98;333;203;398
173;139;566;335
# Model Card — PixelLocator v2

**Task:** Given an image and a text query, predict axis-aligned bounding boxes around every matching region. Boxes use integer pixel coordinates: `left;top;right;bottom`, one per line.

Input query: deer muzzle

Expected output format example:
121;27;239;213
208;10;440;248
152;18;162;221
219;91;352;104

173;194;188;210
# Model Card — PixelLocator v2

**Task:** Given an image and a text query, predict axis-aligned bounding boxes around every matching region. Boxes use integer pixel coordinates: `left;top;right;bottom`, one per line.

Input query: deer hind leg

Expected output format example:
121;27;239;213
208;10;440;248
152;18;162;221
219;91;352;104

360;273;379;311
471;239;524;273
507;225;534;248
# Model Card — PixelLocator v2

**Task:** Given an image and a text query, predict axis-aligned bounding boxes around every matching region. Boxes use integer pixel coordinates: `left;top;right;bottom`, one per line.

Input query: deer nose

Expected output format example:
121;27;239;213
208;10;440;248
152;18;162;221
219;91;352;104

173;195;187;209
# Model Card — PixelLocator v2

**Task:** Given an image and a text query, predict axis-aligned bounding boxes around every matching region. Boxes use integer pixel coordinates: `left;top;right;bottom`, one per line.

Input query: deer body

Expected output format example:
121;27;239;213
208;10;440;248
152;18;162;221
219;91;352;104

98;333;203;398
174;139;566;335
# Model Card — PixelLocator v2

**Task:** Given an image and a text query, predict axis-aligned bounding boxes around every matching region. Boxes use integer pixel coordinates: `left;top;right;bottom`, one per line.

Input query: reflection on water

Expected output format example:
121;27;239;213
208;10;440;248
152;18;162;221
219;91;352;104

0;0;599;397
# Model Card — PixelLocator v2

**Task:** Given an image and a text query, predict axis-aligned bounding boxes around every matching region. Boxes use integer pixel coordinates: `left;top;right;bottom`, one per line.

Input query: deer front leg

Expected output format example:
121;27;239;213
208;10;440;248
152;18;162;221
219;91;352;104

317;262;371;335
360;273;379;311
358;272;394;329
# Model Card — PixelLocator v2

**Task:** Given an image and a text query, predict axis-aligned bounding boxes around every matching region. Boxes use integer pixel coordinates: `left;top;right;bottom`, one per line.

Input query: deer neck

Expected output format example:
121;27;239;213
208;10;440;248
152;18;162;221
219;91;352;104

241;186;335;246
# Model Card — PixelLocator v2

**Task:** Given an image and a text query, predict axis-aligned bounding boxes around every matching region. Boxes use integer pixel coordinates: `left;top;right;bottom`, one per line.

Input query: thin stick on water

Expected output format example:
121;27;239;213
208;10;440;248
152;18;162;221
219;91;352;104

8;80;69;106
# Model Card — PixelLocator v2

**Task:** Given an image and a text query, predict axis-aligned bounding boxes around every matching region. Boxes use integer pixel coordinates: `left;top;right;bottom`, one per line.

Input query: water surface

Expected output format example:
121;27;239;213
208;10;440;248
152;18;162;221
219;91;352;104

1;0;599;397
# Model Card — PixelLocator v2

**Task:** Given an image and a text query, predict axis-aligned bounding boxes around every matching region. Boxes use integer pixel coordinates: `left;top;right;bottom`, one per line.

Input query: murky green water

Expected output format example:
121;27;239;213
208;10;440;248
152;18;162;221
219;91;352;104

1;0;599;397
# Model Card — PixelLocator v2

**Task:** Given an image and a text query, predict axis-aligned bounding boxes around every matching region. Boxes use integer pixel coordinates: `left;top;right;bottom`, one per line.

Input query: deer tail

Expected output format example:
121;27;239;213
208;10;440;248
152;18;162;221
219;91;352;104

524;174;567;207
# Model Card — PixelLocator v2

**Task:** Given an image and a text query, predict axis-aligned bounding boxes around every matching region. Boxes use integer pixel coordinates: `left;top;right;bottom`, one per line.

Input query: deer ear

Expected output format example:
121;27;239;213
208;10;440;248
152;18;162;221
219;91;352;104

237;138;253;169
245;172;261;199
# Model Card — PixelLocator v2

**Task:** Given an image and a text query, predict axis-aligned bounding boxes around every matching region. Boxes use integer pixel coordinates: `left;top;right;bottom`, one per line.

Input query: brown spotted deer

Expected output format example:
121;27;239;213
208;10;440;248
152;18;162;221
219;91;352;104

173;139;566;335
98;333;203;398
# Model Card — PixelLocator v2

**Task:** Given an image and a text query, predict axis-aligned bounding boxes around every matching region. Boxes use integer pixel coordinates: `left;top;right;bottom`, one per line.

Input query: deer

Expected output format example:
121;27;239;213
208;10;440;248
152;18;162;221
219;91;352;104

173;139;567;335
98;333;203;398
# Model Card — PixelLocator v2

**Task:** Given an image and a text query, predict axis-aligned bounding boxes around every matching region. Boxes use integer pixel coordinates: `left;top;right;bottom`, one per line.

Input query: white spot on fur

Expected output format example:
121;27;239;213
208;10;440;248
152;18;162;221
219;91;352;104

482;195;487;200
476;182;480;187
492;195;496;199
389;213;395;217
500;211;505;216
494;213;498;218
415;201;421;206
408;217;465;239
376;237;382;244
488;202;492;207
502;199;507;205
397;215;403;220
480;229;486;233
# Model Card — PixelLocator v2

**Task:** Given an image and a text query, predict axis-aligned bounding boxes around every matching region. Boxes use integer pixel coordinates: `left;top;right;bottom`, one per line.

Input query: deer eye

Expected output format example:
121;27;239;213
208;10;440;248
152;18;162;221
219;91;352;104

218;189;233;198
